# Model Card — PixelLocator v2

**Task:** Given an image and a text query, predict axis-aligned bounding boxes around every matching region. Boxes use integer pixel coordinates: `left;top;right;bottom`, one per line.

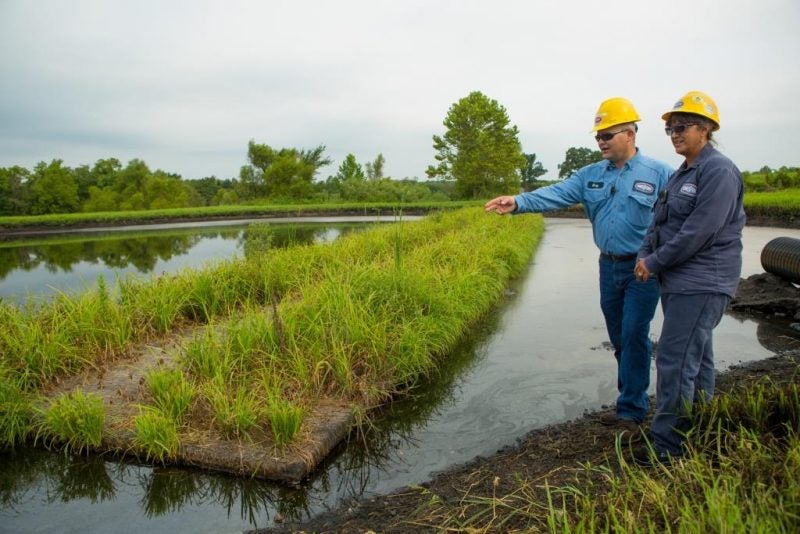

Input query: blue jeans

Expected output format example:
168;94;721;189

650;292;730;455
599;255;660;422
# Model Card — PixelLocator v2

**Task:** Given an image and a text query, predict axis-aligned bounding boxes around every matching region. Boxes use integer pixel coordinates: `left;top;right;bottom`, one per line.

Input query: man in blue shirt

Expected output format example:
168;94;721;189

485;97;672;430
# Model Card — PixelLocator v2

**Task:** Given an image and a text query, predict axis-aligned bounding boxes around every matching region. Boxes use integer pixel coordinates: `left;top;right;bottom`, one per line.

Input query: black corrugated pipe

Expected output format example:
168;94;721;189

761;237;800;284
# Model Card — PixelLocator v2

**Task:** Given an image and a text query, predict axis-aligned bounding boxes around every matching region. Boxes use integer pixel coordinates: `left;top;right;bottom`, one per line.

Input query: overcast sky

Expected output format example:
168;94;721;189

1;0;798;183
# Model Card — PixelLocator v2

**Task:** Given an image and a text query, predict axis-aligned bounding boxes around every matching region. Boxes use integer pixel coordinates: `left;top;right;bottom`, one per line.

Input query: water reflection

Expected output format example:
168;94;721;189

0;449;291;527
0;451;115;510
0;223;365;303
0;233;202;277
136;467;312;524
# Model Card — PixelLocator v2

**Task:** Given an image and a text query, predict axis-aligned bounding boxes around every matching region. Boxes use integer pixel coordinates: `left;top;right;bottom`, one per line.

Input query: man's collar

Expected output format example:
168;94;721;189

606;147;640;171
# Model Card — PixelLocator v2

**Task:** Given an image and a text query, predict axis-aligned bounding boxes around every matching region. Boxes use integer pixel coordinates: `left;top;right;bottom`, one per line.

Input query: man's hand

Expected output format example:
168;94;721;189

634;258;650;282
484;196;517;215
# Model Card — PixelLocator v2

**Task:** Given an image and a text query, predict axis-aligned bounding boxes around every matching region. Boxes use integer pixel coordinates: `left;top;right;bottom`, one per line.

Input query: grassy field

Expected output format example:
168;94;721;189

743;188;800;219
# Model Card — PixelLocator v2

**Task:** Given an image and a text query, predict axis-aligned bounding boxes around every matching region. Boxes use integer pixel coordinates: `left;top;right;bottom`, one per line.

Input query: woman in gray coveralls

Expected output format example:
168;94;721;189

633;90;746;465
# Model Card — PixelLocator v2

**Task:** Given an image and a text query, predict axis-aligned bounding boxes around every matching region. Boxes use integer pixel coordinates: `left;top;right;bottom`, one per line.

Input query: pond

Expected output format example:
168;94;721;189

2;218;800;533
0;216;405;304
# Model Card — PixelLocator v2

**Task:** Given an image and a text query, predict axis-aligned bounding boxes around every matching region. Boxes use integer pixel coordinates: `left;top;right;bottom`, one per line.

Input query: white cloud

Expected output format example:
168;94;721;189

1;0;798;181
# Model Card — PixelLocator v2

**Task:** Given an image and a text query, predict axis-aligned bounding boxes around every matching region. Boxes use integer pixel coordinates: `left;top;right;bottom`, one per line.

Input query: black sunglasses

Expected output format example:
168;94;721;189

665;123;698;136
594;130;627;142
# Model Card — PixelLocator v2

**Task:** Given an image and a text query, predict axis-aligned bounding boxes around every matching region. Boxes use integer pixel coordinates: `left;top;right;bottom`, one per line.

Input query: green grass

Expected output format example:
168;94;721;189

0;368;34;447
133;408;180;463
203;380;261;440
267;397;305;448
145;368;196;424
36;390;105;455
744;189;800;219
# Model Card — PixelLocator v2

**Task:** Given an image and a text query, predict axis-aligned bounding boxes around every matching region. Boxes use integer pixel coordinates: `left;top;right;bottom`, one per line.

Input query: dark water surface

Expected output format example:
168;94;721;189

2;219;800;533
0;216;409;304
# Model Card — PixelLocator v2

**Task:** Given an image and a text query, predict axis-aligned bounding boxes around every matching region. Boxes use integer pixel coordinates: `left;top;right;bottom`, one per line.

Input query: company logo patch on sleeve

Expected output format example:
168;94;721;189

587;181;605;189
679;183;698;196
632;181;655;195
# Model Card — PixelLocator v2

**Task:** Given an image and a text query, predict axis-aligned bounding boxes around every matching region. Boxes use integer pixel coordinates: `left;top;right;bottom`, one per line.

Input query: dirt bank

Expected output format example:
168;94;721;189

260;275;800;533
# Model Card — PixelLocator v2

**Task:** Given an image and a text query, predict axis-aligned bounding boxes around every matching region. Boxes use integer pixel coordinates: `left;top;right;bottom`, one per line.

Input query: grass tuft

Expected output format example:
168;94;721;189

267;397;305;448
134;408;180;463
0;370;34;447
145;368;195;424
37;390;105;454
204;380;260;440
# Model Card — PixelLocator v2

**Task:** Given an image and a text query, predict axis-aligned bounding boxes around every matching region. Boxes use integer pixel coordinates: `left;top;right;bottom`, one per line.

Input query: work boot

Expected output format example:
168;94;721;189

599;412;617;425
630;443;678;468
599;412;643;442
599;412;640;427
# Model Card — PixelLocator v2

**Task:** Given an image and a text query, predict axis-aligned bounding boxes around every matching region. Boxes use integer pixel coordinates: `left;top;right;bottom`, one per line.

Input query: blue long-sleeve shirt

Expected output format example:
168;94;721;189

513;150;672;255
639;144;745;297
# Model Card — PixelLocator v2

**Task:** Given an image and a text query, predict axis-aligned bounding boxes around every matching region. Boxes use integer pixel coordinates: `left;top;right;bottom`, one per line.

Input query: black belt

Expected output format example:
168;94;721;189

600;252;637;262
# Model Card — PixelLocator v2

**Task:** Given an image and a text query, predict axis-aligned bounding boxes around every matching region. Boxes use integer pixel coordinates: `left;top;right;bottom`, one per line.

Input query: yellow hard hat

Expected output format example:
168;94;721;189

591;97;641;132
662;90;720;130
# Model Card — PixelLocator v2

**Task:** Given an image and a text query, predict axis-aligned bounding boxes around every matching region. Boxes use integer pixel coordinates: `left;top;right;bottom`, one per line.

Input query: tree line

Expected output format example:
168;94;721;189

6;89;697;217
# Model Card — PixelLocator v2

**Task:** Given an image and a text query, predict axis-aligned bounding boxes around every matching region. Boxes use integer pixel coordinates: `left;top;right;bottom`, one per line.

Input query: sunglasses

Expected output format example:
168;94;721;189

665;123;698;136
594;130;627;142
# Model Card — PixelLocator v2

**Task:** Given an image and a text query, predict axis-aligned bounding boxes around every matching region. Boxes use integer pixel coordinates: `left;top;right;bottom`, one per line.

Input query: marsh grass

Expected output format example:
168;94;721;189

0;370;33;446
744;188;800;218
134;408;180;463
267;396;305;448
182;327;230;381
154;208;543;426
145;368;195;424
1;303;86;390
37;390;105;455
204;380;261;440
121;275;191;334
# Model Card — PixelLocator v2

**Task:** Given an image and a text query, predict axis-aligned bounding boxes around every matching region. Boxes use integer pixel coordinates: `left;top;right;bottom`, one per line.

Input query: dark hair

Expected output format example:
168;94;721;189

670;113;716;145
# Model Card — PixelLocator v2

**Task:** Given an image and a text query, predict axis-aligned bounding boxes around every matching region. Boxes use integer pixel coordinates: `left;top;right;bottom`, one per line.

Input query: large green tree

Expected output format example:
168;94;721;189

91;158;122;189
238;141;331;200
114;159;151;210
520;153;548;191
0;165;30;215
426;91;525;199
558;147;603;179
28;160;80;215
335;154;366;182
